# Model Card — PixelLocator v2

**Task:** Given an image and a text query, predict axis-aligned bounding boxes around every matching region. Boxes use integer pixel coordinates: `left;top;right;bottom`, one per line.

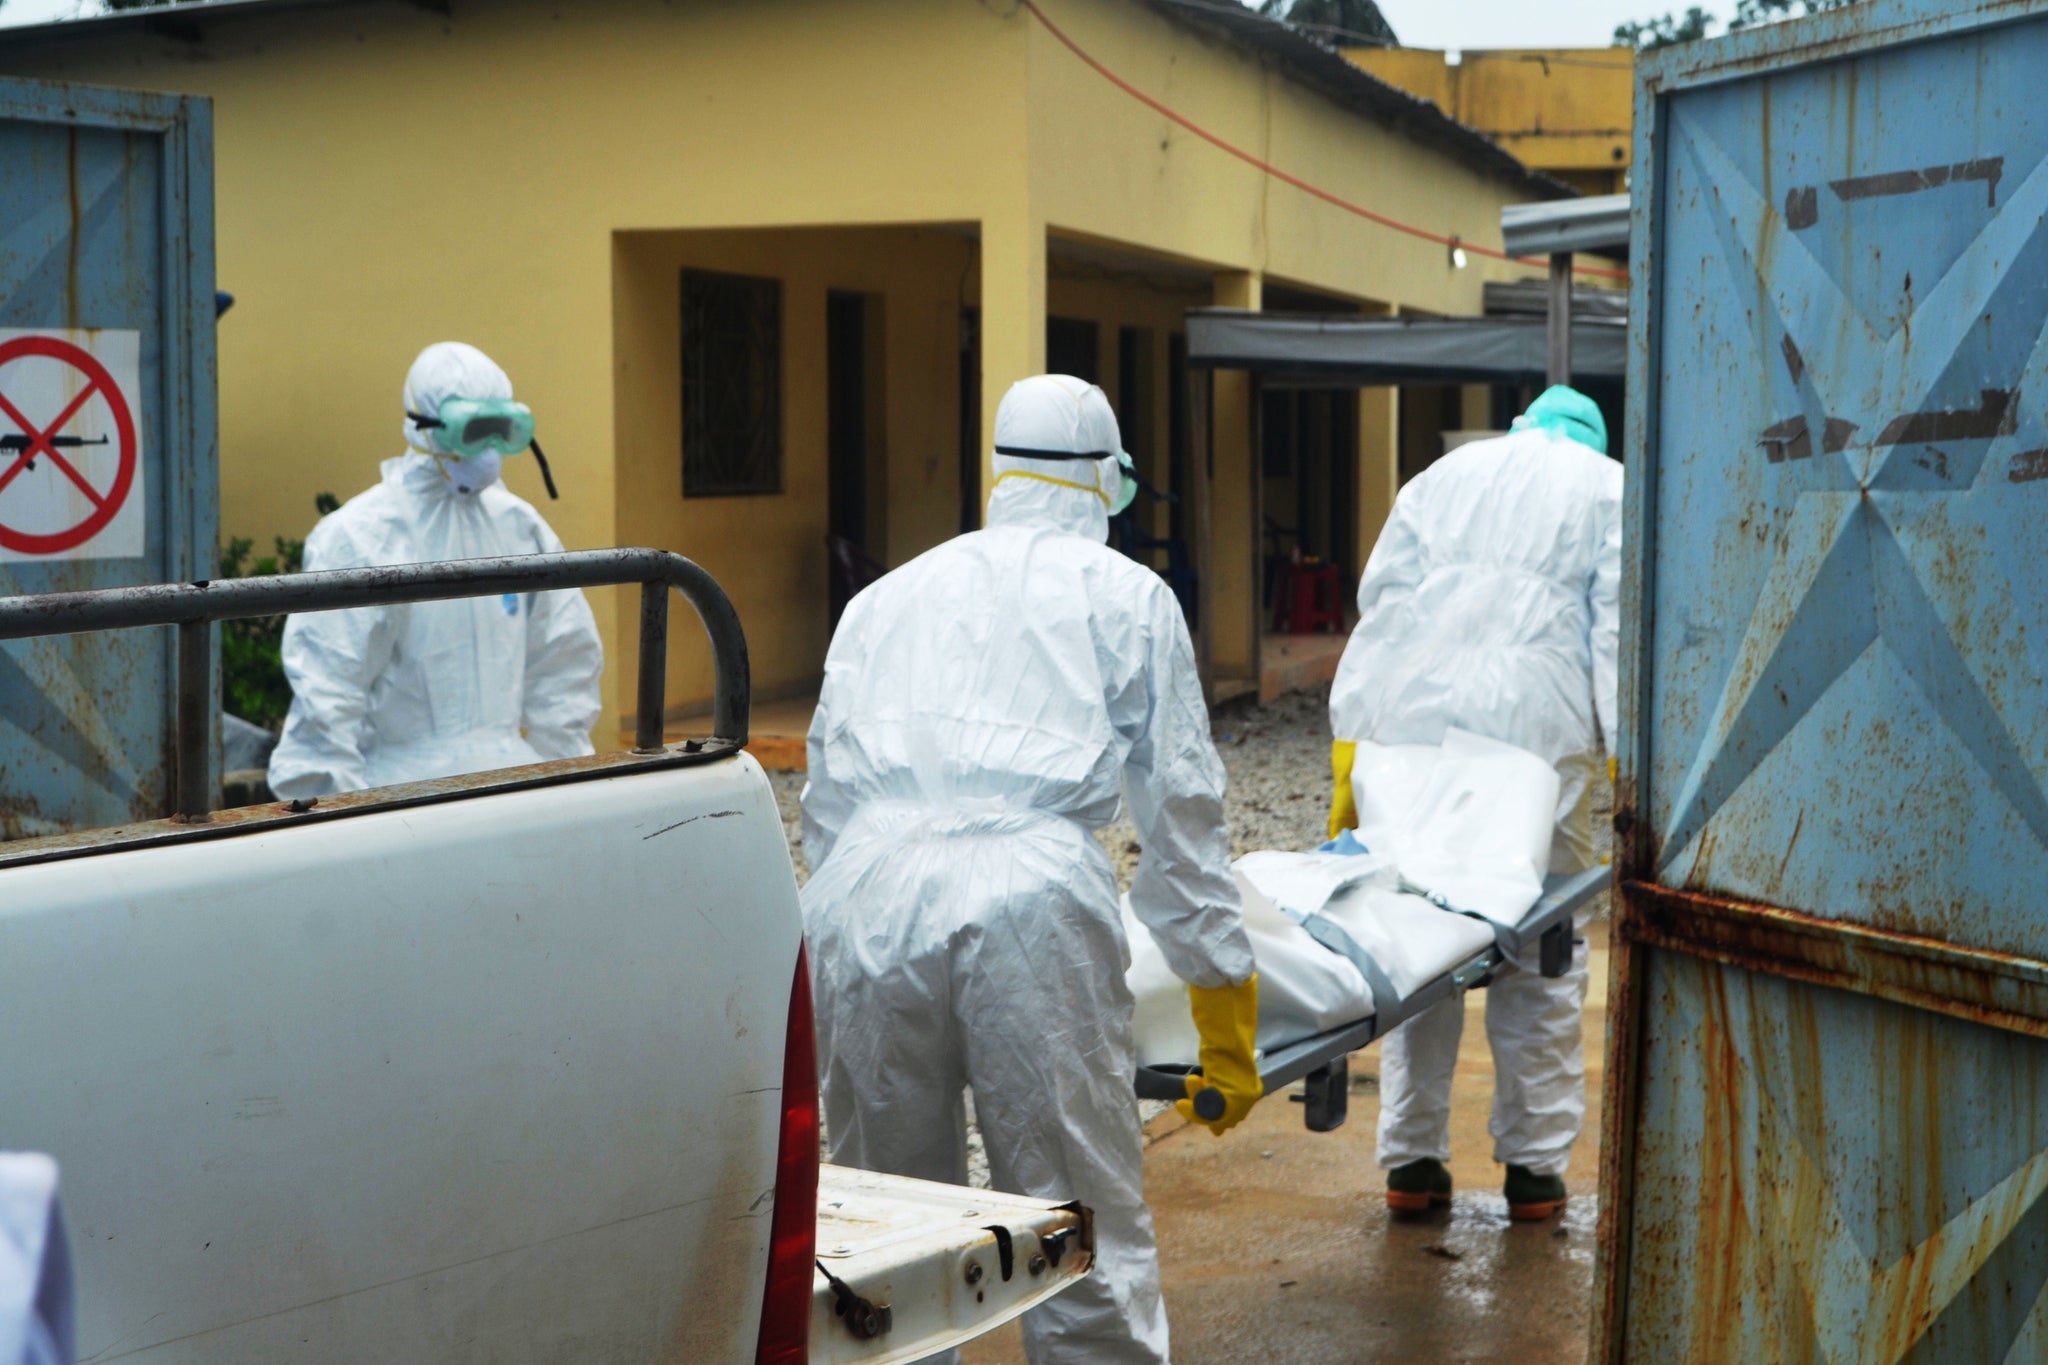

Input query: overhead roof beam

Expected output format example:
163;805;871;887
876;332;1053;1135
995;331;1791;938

1500;193;1632;258
1184;308;1627;388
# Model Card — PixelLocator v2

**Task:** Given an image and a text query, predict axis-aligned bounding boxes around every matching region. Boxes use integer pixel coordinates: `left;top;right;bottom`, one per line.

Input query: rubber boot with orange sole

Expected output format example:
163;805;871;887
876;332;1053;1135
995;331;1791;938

1385;1158;1452;1213
1504;1164;1568;1221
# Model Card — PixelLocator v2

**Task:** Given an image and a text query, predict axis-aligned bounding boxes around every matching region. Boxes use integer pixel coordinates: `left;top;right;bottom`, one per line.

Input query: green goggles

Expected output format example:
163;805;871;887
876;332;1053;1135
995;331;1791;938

408;397;557;498
410;398;535;458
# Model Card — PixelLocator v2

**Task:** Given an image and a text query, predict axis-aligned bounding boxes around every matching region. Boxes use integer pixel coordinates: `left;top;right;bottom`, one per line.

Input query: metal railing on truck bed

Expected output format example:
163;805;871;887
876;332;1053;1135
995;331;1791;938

0;547;749;822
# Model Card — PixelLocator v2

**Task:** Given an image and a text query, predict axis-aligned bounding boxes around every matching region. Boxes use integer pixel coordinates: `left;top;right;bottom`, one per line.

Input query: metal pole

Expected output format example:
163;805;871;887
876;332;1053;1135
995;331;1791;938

1547;251;1573;386
175;618;212;820
1187;368;1215;704
1248;372;1265;699
636;580;668;753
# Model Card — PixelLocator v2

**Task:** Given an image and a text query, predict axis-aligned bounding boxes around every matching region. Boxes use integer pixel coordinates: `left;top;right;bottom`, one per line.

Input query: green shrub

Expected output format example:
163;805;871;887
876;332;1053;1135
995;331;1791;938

218;492;339;729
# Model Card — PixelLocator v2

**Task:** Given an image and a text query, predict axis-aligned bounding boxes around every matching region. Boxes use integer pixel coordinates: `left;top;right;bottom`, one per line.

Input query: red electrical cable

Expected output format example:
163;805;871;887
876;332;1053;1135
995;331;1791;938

1020;0;1631;283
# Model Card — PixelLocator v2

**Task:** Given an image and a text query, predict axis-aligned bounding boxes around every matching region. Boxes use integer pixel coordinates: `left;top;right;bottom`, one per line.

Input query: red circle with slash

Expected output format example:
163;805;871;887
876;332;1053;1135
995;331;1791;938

0;334;139;555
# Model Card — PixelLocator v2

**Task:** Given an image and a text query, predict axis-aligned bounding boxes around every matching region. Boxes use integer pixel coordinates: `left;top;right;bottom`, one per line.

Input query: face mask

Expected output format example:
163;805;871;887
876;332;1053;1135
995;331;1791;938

408;397;559;498
435;449;503;495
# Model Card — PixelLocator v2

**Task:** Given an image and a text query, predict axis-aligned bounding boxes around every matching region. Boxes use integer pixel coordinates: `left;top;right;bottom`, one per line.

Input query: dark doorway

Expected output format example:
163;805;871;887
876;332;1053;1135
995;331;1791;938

1168;334;1188;552
1117;326;1154;533
828;290;885;623
1261;387;1360;605
1398;385;1465;485
1047;316;1100;383
959;306;980;534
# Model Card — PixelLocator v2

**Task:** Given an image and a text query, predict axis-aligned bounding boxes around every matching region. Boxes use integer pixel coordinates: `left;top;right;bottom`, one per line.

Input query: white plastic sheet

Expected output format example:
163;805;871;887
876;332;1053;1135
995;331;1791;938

1125;727;1559;1066
1351;727;1559;924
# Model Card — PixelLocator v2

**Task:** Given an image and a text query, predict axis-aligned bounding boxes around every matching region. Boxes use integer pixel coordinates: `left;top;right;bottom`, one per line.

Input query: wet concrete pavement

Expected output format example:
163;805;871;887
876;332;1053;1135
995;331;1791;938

962;919;1610;1364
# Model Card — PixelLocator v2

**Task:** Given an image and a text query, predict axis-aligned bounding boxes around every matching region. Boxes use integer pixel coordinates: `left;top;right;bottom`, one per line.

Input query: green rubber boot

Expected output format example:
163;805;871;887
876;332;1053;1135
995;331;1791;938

1504;1165;1568;1221
1385;1158;1452;1212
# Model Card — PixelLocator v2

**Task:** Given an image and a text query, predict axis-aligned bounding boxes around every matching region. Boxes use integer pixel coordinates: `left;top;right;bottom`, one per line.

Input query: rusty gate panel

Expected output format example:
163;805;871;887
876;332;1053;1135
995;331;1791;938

1621;951;2048;1362
0;77;217;837
1602;2;2048;1359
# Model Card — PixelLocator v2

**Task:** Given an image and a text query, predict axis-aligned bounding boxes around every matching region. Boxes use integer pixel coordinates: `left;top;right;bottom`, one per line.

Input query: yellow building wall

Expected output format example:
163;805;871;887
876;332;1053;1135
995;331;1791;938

1016;1;1545;675
2;0;1028;735
1026;2;1530;322
1043;254;1210;502
3;0;1552;725
1347;47;1459;111
612;226;974;723
1346;45;1634;192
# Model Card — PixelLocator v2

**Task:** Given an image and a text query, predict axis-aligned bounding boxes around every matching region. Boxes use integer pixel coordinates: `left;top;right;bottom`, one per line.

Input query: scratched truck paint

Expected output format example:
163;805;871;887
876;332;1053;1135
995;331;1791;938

1597;3;2048;1361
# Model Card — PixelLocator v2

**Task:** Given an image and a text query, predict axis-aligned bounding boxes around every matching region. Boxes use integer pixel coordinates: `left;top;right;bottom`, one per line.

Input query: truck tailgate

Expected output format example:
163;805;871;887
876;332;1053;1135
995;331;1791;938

812;1166;1091;1364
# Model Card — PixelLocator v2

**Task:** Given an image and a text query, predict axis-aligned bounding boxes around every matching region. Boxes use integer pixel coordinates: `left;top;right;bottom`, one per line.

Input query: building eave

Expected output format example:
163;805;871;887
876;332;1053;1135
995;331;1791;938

1141;0;1576;201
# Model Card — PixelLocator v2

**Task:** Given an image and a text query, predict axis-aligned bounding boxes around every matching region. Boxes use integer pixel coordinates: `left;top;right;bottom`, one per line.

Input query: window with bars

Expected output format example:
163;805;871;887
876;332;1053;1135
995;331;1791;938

682;268;783;497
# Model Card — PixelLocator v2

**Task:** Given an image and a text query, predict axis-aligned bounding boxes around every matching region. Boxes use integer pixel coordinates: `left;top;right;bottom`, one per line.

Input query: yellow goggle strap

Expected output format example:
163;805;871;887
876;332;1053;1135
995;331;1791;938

991;468;1110;507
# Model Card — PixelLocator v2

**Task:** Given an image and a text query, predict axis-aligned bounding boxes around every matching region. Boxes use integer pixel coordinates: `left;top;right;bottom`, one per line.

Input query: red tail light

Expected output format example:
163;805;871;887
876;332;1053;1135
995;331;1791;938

755;944;819;1364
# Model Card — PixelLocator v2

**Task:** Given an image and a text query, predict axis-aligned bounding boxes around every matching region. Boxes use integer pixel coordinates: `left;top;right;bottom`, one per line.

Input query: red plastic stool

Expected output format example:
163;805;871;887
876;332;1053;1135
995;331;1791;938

1273;560;1344;634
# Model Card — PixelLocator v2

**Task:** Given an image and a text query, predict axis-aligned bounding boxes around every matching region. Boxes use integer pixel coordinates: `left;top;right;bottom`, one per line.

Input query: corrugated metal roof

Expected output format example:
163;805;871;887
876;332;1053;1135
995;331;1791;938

0;0;424;47
1142;0;1573;199
0;0;1569;200
1500;192;1631;255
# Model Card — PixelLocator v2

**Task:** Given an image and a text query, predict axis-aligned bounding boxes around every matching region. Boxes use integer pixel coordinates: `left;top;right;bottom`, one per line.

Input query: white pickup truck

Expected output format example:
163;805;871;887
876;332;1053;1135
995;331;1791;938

0;549;1088;1364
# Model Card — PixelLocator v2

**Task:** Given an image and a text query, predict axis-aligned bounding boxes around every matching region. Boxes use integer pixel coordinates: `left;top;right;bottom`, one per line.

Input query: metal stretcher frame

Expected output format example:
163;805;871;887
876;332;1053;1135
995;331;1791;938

1134;864;1613;1130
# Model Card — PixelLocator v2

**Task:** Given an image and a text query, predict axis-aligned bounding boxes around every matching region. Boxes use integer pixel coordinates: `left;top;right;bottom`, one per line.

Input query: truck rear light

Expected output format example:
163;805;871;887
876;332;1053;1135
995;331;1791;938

755;945;819;1364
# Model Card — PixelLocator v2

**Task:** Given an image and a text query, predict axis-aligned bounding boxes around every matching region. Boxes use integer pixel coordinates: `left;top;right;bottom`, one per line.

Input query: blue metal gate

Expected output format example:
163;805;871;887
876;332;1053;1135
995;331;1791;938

1603;1;2048;1359
0;77;217;837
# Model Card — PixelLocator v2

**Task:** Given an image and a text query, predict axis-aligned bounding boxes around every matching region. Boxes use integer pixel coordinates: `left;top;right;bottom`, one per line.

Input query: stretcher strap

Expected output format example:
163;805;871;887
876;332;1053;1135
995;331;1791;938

1400;877;1524;960
1284;909;1404;1022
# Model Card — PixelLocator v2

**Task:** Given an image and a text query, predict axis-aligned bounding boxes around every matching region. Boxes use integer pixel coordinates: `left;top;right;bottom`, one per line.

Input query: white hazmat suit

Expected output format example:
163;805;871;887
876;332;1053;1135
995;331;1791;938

801;376;1254;1365
1330;417;1621;1181
0;1153;71;1365
267;343;603;799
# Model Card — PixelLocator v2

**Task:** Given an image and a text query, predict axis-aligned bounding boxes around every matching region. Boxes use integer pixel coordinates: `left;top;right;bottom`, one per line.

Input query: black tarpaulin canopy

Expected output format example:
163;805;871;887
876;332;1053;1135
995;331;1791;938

1184;308;1628;388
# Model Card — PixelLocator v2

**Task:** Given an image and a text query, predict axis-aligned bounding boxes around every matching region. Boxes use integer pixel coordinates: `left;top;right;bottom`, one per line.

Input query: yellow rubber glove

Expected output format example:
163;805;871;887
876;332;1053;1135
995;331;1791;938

1328;740;1358;841
1178;974;1263;1136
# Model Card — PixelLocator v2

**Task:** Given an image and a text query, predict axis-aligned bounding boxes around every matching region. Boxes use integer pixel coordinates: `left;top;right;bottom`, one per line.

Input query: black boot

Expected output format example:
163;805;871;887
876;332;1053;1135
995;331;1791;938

1504;1164;1567;1221
1385;1158;1452;1212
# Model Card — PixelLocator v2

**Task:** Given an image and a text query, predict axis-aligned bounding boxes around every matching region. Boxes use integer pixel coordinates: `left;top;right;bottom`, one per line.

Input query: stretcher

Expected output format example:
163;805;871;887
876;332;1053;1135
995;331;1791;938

1133;864;1610;1131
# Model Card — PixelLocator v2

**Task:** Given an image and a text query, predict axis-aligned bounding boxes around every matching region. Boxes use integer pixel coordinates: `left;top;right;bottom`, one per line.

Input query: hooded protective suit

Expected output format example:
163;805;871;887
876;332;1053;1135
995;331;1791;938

801;376;1254;1365
1330;388;1621;1181
0;1152;71;1365
267;343;602;799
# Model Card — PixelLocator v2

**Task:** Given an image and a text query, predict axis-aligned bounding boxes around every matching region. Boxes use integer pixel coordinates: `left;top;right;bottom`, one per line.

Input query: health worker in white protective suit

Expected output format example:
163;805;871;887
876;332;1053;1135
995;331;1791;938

801;375;1261;1365
1328;384;1621;1222
267;342;602;799
0;1152;73;1365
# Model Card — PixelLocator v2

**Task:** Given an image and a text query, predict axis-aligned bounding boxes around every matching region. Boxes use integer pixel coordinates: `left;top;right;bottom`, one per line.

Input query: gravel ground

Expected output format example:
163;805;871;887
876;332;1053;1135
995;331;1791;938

767;685;1341;892
773;683;1613;1184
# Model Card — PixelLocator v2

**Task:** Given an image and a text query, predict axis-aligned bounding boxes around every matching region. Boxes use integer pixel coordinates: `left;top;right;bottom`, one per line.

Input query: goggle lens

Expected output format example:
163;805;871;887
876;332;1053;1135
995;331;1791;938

459;415;517;446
